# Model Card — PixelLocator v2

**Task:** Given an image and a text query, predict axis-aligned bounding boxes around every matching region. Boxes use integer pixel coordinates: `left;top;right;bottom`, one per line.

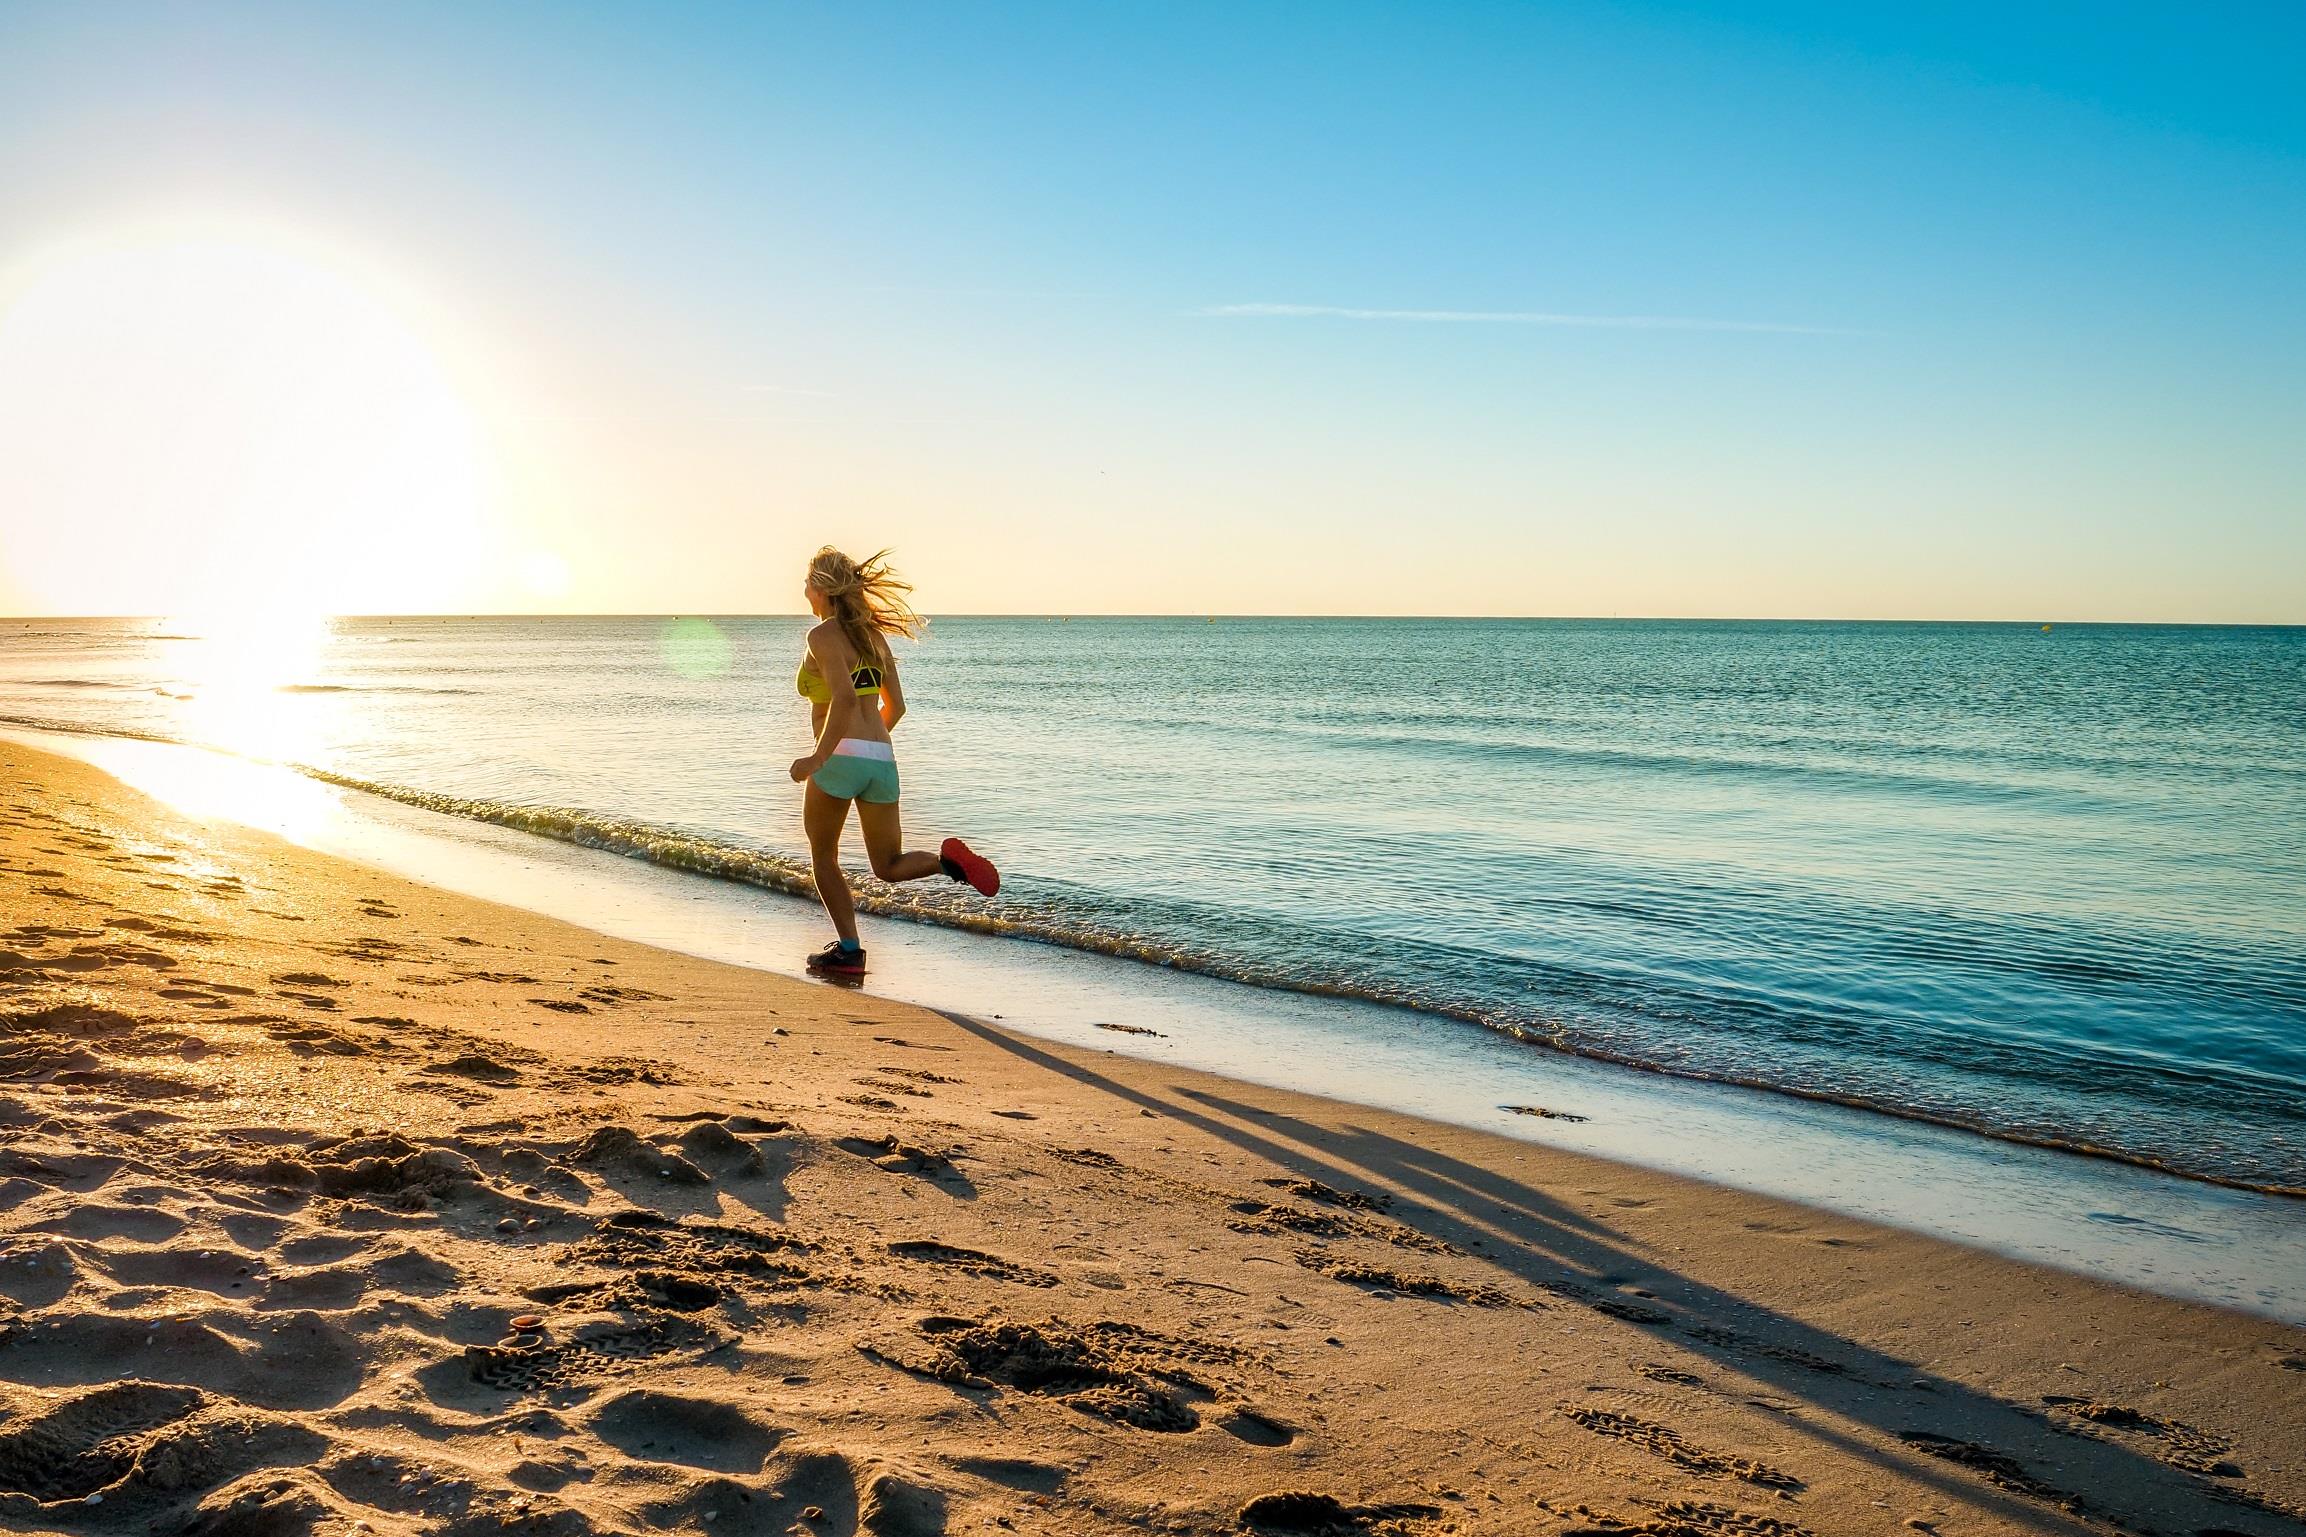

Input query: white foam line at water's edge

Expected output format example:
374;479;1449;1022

9;725;2303;1324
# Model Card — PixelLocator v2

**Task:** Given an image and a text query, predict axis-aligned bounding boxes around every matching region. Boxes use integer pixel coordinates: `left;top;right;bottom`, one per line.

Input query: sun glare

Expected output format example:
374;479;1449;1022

0;217;500;618
163;610;339;763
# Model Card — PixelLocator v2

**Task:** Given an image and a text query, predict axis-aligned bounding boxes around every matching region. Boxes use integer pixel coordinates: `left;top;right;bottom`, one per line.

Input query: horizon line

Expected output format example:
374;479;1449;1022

5;612;2298;629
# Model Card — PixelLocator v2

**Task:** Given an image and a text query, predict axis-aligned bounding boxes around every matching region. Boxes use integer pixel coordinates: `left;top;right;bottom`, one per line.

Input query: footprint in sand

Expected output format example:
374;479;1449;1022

946;1453;1069;1494
1239;1492;1444;1533
1586;1295;1672;1325
672;1120;775;1180
201;1130;490;1216
1560;1404;1803;1489
262;1020;367;1056
2040;1395;2243;1477
1575;1499;1817;1537
11;1310;366;1410
567;1057;681;1086
273;1231;368;1266
106;915;212;944
325;935;418;964
853;1075;936;1099
457;1314;727;1395
886;1240;1060;1288
424;1053;524;1085
568;1125;711;1186
576;984;670;1006
553;1210;809;1295
0;1240;78;1307
1218;1406;1297;1447
636;1451;941;1537
586;1388;783;1473
0;1139;125;1193
863;1316;1216;1432
367;1244;461;1295
875;1066;961;1085
654;1110;790;1134
1680;1320;1852;1378
1297;1252;1539;1309
0;1382;209;1503
1897;1430;2088;1511
837;1135;957;1178
31;1202;186;1243
259;1265;369;1312
98;1246;257;1297
1636;1361;1706;1387
1259;1176;1390;1211
44;942;178;973
1228;1200;1358;1240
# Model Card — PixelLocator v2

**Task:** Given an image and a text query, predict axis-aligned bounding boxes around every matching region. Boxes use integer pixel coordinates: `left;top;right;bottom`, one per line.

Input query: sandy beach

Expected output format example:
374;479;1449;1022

0;735;2299;1537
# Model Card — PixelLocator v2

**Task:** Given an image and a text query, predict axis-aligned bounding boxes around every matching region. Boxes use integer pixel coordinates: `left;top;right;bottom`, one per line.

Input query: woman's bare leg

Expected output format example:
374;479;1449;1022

855;799;944;883
803;783;861;942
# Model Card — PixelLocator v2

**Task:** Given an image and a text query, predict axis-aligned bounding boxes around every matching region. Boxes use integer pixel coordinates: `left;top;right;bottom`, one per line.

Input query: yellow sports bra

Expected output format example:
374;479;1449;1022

796;652;885;704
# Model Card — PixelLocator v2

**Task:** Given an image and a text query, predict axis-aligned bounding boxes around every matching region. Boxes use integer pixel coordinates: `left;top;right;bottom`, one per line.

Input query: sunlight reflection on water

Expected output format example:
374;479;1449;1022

167;612;340;766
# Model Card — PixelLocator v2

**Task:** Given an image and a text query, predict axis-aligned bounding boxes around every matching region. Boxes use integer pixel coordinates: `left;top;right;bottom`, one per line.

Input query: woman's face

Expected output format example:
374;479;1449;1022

803;580;829;618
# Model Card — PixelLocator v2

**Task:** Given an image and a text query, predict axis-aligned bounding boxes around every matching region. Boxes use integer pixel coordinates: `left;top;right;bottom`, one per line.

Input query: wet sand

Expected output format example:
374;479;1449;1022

0;737;2300;1537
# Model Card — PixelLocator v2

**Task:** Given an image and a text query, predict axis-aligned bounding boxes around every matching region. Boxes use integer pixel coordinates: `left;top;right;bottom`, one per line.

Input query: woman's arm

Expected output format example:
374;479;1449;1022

878;652;906;732
789;626;861;781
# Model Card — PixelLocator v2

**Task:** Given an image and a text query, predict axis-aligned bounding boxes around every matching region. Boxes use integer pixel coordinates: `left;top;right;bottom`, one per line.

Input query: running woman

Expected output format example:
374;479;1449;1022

787;546;999;975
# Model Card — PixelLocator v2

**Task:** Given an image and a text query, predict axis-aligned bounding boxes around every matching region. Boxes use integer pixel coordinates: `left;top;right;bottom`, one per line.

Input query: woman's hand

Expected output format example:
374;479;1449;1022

789;755;819;784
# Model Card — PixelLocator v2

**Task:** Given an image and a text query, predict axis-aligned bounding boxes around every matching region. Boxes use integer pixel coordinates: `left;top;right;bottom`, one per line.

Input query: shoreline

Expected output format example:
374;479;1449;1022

0;692;2297;1207
170;734;2306;1203
0;735;2302;1534
8;723;2304;1326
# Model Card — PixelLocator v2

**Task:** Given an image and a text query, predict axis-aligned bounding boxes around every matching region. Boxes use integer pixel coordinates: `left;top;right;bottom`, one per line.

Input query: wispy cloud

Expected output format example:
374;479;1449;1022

1196;302;1863;335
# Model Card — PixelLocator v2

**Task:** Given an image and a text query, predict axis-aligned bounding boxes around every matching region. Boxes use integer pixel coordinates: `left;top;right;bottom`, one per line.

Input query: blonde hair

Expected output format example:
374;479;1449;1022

806;546;924;665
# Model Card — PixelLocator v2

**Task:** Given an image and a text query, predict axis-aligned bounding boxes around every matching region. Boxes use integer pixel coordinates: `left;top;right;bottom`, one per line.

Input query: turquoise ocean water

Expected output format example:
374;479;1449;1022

3;616;2300;1194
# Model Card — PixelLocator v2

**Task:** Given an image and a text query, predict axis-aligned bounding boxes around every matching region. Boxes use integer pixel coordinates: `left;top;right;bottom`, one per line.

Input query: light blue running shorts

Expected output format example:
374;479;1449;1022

811;738;900;803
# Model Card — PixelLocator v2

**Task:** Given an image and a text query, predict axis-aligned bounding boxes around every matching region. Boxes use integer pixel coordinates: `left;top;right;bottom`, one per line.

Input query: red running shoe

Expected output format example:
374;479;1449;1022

940;837;1000;897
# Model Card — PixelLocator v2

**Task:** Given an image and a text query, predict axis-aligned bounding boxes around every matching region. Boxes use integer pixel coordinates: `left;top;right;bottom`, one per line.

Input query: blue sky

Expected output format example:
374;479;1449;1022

1;1;2300;619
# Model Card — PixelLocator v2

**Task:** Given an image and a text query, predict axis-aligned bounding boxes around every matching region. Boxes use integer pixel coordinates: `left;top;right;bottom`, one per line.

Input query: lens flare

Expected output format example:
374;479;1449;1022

659;617;732;678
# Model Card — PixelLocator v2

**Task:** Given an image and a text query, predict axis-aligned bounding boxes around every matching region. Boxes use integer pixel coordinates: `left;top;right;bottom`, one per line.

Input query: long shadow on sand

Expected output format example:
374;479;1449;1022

938;1009;2305;1537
